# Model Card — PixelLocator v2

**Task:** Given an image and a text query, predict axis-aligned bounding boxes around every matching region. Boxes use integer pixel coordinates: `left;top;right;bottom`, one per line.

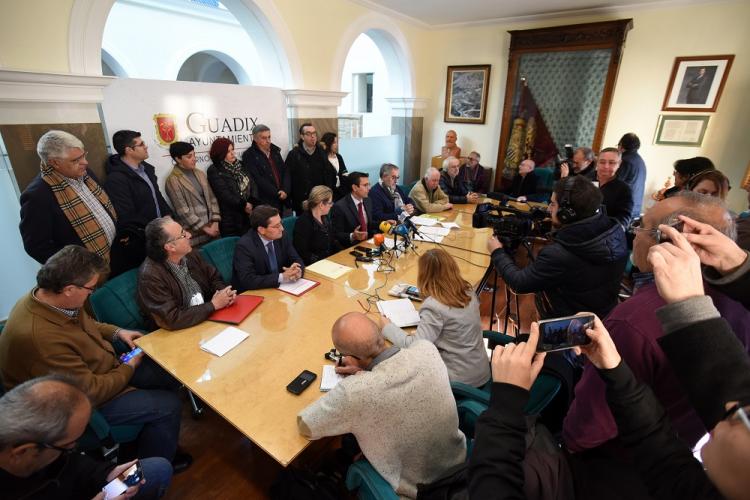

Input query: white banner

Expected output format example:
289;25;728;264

101;78;289;193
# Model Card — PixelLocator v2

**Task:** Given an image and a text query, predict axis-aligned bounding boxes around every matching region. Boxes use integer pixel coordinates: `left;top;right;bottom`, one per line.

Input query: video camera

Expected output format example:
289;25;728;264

472;201;550;251
554;144;575;175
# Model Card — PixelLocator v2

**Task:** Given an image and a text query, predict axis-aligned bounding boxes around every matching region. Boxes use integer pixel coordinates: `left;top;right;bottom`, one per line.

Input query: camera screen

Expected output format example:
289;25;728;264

538;315;594;352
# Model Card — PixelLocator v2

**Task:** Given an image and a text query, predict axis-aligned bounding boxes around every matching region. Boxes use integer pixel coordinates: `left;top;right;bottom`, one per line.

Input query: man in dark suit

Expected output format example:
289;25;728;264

331;172;382;248
369;163;414;223
241;124;290;213
232;205;304;292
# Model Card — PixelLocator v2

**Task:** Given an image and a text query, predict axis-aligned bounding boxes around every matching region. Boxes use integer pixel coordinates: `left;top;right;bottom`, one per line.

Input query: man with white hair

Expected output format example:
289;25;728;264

409;167;453;213
439;156;479;204
20;130;118;266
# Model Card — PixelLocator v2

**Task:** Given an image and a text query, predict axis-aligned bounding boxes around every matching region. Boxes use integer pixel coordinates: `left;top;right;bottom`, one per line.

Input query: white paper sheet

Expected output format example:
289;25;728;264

279;278;318;296
377;298;421;327
409;216;439;226
200;326;249;357
414;233;445;243
320;365;344;392
418;226;451;236
439;222;460;229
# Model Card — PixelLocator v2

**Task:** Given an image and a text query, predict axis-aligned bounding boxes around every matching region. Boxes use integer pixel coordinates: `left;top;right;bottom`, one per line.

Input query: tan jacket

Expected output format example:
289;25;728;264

165;166;221;247
409;179;449;213
0;291;133;406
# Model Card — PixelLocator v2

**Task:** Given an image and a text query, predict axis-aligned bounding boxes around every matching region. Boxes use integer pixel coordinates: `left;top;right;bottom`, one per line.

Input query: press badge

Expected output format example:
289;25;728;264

189;292;204;306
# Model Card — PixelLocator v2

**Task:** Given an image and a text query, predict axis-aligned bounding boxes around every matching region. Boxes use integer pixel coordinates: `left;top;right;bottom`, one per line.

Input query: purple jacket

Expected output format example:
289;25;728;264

563;281;750;452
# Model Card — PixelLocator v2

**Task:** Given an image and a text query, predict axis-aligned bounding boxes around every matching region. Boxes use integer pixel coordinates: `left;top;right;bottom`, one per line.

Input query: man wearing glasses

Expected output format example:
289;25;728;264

369;163;414;224
285;123;328;214
564;191;750;458
0;246;190;470
137;216;236;330
104;130;173;276
0;375;173;499
20;130;118;269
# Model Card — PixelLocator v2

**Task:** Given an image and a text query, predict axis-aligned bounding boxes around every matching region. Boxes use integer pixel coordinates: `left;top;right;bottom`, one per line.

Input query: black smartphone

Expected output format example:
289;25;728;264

286;370;317;395
102;460;144;497
536;314;595;352
354;246;372;255
656;220;685;244
349;250;363;258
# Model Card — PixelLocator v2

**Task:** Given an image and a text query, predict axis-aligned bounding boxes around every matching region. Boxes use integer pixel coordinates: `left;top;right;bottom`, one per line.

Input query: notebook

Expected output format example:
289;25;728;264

208;295;263;324
376;298;421;327
320;365;344;392
278;278;319;296
200;326;249;357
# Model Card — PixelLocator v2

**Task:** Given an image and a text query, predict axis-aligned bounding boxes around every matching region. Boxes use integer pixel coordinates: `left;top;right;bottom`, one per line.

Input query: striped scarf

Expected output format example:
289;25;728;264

41;162;117;261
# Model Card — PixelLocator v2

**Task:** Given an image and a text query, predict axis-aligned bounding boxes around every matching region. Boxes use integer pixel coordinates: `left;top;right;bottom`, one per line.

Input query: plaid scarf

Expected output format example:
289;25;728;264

41;162;117;261
223;159;251;201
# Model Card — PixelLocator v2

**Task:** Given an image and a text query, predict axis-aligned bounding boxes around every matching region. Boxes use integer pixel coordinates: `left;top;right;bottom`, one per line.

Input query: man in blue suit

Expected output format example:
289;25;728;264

617;133;647;220
369;163;415;223
232;205;304;291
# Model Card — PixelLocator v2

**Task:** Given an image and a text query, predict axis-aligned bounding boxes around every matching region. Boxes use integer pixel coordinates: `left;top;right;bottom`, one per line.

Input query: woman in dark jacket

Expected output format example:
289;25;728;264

206;138;257;237
293;185;341;265
319;132;348;200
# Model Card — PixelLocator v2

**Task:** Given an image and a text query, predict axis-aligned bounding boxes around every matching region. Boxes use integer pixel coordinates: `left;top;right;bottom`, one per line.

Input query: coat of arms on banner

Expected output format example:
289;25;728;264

153;114;178;145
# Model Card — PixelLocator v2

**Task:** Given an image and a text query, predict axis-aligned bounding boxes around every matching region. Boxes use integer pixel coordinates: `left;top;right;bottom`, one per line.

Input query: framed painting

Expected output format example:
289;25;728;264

655;114;710;146
444;65;491;124
662;55;734;112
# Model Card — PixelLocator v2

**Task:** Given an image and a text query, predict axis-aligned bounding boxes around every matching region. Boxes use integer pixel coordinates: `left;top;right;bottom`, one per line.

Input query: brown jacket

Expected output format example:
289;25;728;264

165;166;221;247
409;179;450;213
0;291;133;406
137;251;226;331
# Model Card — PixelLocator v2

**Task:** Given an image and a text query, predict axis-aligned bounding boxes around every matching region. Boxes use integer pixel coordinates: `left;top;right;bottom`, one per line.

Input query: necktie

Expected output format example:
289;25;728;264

266;242;278;274
357;201;367;233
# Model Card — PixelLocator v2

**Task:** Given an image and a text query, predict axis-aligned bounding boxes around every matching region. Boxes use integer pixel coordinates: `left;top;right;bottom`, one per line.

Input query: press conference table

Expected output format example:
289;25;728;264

136;206;495;467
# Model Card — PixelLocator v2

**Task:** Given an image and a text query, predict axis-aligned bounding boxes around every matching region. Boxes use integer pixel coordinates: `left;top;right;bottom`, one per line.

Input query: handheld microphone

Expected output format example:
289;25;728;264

379;221;393;234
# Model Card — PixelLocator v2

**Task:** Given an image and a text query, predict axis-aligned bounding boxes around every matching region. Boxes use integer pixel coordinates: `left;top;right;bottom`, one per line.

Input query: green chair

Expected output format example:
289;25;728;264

90;268;145;332
346;460;397;500
282;215;297;236
201;236;240;283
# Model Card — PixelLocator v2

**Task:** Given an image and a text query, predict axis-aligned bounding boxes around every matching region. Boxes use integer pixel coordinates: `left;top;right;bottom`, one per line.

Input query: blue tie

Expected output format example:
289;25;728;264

266;242;278;274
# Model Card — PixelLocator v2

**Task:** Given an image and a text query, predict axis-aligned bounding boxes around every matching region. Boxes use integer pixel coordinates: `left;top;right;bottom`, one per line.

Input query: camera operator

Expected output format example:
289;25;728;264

558;147;597;182
487;176;628;319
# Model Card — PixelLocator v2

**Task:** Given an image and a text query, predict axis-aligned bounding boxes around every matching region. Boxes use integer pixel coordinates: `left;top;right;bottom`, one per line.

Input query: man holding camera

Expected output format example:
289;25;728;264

487;176;628;319
559;147;597;182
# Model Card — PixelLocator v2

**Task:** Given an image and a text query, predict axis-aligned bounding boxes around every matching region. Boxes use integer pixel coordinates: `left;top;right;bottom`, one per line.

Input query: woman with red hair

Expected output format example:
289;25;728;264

206;138;258;236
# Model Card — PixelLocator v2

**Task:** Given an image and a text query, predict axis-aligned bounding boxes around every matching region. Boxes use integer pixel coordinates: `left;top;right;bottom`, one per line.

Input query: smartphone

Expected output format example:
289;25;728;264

286;370;317;395
119;347;142;363
656;220;685;244
102;461;143;498
536;314;595;352
354;246;372;255
349;250;363;258
404;286;420;297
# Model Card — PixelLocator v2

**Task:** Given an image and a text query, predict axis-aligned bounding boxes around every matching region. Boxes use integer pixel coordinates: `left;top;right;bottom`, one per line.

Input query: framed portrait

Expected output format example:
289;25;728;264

662;55;734;112
655;115;710;147
444;65;491;124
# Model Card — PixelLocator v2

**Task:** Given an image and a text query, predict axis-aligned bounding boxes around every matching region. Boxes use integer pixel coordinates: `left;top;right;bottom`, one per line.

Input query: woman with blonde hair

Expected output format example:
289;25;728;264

293;185;342;264
382;248;490;387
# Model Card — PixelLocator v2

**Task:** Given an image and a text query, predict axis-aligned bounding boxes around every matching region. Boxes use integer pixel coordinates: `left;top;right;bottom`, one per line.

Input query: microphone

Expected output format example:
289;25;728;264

379;221;393;234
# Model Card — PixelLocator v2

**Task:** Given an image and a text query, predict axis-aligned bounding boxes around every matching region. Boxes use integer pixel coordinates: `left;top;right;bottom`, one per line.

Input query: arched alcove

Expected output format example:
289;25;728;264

68;0;302;88
176;51;249;85
100;48;128;78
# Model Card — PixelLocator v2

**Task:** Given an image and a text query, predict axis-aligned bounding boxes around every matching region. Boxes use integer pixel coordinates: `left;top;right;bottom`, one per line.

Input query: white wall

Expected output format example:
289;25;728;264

338;33;391;137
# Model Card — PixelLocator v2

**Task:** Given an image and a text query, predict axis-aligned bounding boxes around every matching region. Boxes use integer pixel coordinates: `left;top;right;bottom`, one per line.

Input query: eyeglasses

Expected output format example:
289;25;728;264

167;229;188;243
628;218;683;243
73;284;97;293
723;403;750;432
303;131;318;136
66;151;88;166
130;141;147;149
37;440;77;455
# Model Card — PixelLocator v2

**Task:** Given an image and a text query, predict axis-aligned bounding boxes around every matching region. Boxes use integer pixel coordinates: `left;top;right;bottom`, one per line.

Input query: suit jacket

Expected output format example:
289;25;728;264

19;170;116;264
439;171;470;204
242;142;290;213
231;230;304;292
104;155;172;230
331;195;378;247
137;252;226;330
369;182;413;223
165;167;221;247
285;141;329;214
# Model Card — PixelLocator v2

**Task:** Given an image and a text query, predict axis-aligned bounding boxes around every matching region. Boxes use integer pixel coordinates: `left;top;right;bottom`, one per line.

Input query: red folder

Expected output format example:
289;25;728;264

208;295;264;324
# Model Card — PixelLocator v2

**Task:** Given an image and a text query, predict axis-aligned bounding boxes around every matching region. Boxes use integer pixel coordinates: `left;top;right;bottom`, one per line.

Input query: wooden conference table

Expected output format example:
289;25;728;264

136;204;505;467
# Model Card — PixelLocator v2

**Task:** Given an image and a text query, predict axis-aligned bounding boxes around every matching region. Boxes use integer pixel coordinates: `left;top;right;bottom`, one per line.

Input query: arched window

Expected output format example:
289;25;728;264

176;52;243;85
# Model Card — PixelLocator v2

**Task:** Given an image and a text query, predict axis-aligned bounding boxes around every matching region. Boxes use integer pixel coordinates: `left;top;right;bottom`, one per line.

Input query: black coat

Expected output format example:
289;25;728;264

103;155;172;230
292;211;342;265
508;171;538;197
331;195;378;248
439;171;470;204
599;178;633;229
324;153;349;200
206;160;258;237
285;141;330;214
231;230;304;292
19;170;116;264
241;142;289;213
491;211;628;319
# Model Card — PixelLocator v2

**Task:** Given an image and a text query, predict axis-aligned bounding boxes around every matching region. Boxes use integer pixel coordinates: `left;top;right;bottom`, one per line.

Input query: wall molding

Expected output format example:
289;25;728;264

0;69;114;103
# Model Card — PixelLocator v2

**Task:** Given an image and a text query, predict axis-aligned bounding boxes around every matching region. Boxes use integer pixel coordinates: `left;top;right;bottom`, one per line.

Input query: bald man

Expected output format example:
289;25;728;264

297;312;465;497
0;375;172;499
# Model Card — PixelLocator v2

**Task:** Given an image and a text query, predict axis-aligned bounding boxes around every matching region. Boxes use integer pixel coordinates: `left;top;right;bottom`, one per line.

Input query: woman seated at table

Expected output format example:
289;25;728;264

293;185;342;265
381;248;490;387
207;137;257;237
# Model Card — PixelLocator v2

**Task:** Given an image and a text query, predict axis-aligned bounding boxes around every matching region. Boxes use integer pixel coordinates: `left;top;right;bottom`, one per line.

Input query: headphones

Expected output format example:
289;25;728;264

556;176;578;224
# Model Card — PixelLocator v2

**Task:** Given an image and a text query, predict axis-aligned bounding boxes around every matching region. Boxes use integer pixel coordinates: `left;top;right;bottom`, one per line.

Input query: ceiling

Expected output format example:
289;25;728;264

353;0;704;27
